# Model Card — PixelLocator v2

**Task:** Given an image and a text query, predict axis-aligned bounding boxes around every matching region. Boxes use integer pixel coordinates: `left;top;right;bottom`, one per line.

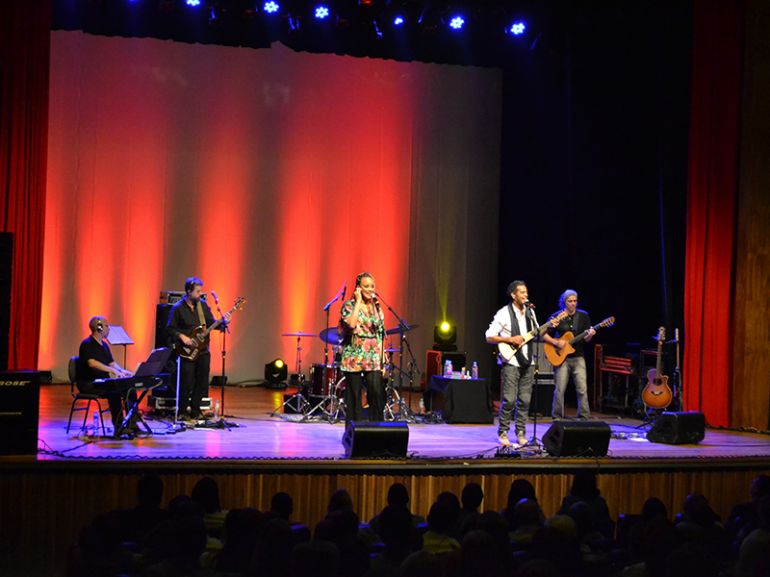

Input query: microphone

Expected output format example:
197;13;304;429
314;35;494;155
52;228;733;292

211;290;220;305
341;282;347;302
523;300;535;308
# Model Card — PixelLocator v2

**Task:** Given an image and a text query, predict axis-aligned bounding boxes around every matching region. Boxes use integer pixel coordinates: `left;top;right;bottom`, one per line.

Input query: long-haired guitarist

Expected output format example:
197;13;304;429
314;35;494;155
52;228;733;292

166;277;231;421
485;280;545;448
543;290;595;420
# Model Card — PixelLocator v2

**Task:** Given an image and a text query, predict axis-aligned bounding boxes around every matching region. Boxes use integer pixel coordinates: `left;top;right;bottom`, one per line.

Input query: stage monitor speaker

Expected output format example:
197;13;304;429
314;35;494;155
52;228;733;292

342;421;409;458
543;420;611;457
155;304;173;349
647;411;705;445
0;233;12;371
0;371;40;455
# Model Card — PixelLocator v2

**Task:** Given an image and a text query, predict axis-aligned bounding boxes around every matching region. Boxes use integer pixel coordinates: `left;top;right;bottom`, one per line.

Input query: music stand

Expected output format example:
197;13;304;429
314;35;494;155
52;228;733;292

106;325;134;369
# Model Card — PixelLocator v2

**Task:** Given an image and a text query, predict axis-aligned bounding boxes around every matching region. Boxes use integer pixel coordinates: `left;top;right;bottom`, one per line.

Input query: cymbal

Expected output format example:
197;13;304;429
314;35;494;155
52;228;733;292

282;332;317;337
319;327;343;345
386;323;419;335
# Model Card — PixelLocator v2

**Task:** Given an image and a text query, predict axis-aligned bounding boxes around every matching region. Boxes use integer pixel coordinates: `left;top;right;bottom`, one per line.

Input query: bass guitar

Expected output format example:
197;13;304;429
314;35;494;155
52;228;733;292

641;326;673;410
497;309;569;363
174;297;247;361
543;316;616;367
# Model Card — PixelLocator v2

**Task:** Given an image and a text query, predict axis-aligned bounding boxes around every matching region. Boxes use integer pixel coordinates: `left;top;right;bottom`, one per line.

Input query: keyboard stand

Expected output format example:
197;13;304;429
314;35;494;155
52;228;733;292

115;377;164;438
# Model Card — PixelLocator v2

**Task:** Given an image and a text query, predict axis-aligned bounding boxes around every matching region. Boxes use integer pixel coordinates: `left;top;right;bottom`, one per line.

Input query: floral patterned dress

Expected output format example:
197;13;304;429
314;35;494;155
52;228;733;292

339;298;385;372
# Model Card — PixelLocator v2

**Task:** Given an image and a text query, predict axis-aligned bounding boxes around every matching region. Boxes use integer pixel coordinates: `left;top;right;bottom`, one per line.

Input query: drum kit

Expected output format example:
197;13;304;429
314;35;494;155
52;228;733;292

271;323;420;423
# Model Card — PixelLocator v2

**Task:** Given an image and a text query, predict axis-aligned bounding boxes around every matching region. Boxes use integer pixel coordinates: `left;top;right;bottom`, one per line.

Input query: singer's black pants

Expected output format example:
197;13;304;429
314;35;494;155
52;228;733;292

343;370;385;422
179;352;210;416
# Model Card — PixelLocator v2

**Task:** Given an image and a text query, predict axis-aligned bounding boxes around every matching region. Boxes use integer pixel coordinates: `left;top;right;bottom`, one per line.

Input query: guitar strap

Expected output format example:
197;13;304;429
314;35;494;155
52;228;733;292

508;303;532;367
196;301;206;327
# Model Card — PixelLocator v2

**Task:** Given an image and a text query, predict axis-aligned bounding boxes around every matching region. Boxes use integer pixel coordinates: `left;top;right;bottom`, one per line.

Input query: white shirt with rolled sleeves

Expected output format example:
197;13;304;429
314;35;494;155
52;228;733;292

486;304;539;367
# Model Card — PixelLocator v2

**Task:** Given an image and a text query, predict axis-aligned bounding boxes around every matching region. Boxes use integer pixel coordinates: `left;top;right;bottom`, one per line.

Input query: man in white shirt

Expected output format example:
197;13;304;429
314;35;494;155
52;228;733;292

485;280;541;447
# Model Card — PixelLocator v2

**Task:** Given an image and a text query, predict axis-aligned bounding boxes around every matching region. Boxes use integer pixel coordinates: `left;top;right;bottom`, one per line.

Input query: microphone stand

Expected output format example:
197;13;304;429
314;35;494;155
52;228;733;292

211;292;236;429
525;305;544;452
375;292;417;422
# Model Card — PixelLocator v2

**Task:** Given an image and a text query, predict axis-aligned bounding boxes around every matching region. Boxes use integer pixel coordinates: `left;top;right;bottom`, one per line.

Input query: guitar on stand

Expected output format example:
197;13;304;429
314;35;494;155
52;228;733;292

173;297;246;361
543;316;616;367
641;326;673;411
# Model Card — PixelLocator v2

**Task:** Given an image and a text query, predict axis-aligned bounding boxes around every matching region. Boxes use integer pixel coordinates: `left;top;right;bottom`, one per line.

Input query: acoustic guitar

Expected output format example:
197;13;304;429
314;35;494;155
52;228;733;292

543;316;616;367
641;326;673;410
174;297;247;361
497;309;569;363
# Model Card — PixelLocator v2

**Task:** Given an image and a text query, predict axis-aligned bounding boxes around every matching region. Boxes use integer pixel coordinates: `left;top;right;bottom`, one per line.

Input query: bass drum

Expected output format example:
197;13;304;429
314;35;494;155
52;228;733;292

309;363;337;396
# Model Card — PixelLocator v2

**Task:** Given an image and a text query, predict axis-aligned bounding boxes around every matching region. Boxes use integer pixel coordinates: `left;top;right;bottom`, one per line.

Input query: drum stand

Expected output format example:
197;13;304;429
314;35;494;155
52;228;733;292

270;335;309;417
303;293;345;423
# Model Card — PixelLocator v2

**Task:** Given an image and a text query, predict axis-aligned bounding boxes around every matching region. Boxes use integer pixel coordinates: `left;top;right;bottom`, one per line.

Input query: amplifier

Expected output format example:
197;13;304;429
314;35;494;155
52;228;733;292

159;290;185;304
152;396;212;412
0;371;41;455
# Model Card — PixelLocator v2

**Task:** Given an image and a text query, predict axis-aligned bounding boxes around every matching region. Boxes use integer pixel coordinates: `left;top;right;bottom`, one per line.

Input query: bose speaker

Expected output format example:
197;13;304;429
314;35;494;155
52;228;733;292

647;412;705;445
342;421;409;458
0;371;40;455
543;420;611;457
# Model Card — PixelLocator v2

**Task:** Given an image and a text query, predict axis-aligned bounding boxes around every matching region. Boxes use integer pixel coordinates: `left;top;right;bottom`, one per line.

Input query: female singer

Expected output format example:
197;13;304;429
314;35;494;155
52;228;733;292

339;272;387;422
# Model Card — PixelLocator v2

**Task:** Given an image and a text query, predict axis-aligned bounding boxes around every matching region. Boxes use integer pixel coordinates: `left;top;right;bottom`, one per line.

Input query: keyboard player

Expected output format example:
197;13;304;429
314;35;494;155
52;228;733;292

77;316;135;436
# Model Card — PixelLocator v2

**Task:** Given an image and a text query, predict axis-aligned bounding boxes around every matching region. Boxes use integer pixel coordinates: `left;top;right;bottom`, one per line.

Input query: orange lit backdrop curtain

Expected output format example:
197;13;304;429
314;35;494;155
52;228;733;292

42;32;502;382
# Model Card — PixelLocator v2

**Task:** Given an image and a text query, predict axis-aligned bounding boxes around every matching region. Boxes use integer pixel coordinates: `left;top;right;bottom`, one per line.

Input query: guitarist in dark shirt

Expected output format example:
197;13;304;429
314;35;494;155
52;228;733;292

166;277;230;421
544;290;595;420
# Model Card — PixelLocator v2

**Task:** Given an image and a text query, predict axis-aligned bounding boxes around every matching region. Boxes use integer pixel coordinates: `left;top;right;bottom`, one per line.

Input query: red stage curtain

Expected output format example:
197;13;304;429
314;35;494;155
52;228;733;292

683;0;744;426
0;1;50;369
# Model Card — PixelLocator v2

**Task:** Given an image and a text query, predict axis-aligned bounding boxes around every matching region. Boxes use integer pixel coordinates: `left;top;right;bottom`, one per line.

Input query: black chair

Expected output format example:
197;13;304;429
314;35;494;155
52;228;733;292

66;356;111;435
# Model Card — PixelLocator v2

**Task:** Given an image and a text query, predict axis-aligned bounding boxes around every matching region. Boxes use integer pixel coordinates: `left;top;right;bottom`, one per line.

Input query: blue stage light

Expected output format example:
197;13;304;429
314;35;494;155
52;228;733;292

509;20;526;36
393;15;405;26
314;5;330;19
185;0;201;7
449;15;465;30
263;1;280;14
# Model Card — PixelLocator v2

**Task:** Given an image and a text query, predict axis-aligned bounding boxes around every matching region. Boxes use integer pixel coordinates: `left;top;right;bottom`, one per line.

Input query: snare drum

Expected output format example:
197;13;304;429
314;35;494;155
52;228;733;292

309;363;337;395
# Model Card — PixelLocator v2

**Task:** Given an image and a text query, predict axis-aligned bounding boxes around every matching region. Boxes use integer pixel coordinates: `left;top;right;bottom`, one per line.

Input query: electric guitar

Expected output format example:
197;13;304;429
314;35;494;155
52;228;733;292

174;297;247;361
543;316;616;367
497;309;569;363
641;326;673;410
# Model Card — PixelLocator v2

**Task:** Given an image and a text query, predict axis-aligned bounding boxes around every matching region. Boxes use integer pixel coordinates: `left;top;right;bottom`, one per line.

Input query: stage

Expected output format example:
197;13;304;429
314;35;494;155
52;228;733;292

29;384;770;465
2;383;770;577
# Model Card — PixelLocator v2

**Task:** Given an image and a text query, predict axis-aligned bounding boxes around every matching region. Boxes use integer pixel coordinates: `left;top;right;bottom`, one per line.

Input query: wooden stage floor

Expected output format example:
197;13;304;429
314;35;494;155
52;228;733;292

4;384;770;577
31;384;770;469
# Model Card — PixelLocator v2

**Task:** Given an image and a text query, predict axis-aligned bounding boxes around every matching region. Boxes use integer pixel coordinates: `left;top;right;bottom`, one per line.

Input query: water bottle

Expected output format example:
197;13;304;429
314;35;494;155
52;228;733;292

443;359;453;377
471;361;479;380
214;399;221;419
92;411;100;437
